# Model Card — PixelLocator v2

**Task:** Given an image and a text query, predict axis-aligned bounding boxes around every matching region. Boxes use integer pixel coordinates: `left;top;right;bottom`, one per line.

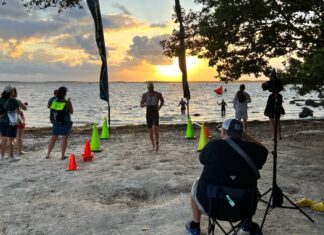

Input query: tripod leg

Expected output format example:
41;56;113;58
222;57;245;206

282;193;315;223
261;193;273;229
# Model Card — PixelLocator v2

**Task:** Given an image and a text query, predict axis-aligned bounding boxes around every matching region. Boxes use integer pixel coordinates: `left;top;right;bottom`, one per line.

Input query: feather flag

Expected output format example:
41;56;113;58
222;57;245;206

87;0;109;102
87;0;110;129
175;0;190;100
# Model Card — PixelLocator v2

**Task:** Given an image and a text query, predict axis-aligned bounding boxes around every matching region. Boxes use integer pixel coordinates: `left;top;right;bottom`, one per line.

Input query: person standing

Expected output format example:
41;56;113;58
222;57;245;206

217;99;227;116
0;86;21;162
264;91;285;140
233;84;251;131
140;82;164;151
179;98;187;115
12;87;28;156
46;86;73;160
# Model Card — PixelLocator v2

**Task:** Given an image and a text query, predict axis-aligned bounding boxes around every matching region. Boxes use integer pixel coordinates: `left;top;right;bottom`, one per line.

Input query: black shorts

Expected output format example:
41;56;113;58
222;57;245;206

0;122;17;138
146;115;159;128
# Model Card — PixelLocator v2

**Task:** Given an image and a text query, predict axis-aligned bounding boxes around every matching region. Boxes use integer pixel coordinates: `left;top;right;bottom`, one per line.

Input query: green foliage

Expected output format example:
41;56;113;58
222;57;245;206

3;0;83;12
161;0;324;94
280;49;324;95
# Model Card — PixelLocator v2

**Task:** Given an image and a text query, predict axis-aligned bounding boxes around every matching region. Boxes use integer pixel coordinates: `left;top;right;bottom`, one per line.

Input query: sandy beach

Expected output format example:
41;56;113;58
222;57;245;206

0;119;324;235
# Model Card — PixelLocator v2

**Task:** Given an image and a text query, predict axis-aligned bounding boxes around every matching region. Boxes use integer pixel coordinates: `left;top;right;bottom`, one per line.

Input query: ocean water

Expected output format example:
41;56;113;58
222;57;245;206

1;82;323;128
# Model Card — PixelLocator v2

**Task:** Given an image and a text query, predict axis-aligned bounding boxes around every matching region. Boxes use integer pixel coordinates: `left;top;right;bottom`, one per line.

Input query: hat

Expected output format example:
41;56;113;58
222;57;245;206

147;82;154;88
3;86;13;93
222;119;243;135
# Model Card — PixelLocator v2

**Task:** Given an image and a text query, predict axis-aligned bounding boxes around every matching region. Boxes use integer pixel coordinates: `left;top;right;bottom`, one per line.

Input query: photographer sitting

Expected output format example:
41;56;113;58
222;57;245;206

185;119;268;235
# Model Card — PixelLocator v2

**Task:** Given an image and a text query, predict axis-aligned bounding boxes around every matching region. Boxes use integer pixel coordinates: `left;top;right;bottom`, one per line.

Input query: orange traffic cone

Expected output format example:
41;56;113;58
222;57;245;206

205;127;209;139
67;152;78;171
82;140;94;162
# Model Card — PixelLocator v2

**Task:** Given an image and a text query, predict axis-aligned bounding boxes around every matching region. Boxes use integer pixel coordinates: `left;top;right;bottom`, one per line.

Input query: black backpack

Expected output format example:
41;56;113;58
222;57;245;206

50;100;67;123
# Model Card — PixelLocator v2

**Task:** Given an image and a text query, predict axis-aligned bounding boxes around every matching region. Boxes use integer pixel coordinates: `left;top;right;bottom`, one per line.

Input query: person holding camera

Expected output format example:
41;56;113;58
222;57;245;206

185;118;268;235
233;84;251;131
46;86;73;160
264;91;285;140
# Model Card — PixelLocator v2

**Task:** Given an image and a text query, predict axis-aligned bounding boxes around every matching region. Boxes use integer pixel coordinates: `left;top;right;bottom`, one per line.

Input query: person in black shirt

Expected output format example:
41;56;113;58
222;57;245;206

178;98;187;115
217;99;227;116
185;118;268;235
264;92;285;140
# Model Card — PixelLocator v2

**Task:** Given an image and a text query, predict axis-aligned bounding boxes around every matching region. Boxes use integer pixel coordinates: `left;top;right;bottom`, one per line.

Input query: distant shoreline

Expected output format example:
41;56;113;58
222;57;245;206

25;118;324;135
0;80;264;84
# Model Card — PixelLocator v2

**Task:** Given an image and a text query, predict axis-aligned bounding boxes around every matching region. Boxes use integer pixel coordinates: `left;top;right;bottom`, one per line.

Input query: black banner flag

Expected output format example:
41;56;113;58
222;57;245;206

87;0;109;102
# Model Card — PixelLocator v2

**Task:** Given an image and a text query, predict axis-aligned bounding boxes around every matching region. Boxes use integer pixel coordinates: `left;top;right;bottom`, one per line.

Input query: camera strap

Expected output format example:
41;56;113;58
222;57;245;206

225;139;260;180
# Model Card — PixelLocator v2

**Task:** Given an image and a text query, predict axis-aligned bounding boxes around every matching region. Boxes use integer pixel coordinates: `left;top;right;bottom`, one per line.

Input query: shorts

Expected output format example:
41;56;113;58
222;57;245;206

52;122;72;136
146;115;159;129
191;179;207;215
18;123;25;129
235;110;248;121
0;122;18;138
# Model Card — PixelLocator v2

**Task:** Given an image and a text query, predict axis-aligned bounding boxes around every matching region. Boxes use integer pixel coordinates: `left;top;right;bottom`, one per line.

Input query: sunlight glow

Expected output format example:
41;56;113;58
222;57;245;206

156;57;199;79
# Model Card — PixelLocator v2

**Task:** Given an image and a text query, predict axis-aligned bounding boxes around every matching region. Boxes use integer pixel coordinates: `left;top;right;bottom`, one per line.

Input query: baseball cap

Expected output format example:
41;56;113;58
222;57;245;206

147;82;154;88
222;118;243;135
3;86;13;93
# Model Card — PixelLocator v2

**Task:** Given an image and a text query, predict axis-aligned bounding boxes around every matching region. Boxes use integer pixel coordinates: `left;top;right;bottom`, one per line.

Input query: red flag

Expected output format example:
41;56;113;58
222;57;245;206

214;86;223;95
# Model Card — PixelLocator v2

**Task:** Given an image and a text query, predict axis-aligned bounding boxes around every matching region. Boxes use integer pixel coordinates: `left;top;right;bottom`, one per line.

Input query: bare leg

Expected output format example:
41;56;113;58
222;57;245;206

153;126;159;151
269;118;275;138
148;128;155;150
61;136;68;160
277;120;282;139
1;137;7;157
243;119;248;132
17;128;24;155
191;196;201;223
46;135;58;159
8;137;14;158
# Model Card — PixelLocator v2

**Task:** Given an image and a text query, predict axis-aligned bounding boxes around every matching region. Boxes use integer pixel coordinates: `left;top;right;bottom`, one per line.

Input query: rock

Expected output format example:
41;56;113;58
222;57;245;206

299;107;314;118
305;99;316;106
296;103;303;106
289;100;295;104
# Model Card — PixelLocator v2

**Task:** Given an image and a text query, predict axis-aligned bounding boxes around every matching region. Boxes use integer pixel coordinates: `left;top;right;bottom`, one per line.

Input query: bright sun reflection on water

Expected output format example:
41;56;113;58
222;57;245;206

156;57;199;80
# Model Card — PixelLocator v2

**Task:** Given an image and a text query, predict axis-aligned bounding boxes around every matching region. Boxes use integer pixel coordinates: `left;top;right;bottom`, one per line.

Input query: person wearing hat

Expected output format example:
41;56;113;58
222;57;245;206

0;86;21;162
140;82;164;151
185;118;268;235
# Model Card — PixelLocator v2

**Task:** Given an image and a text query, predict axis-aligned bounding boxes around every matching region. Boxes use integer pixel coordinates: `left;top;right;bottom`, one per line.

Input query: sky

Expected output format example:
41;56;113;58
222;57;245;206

0;0;270;82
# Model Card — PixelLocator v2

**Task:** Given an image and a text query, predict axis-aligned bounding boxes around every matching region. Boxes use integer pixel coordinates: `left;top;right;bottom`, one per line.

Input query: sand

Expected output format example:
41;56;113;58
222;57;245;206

0;120;324;235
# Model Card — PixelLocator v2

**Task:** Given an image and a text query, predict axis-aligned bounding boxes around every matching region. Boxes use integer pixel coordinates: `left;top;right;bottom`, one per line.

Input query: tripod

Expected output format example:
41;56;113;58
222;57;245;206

260;94;314;229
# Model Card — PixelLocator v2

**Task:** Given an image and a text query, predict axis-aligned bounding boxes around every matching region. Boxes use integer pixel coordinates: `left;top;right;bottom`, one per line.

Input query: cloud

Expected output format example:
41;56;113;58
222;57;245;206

0;0;30;19
126;35;171;65
111;3;131;15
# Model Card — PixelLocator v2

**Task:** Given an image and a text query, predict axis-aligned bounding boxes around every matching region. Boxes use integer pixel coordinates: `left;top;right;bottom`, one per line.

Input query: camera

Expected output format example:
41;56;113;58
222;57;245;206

262;69;283;93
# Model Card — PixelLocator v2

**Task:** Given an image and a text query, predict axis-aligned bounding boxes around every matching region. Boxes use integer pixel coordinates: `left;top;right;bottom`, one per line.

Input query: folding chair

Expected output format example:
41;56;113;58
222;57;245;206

206;184;258;235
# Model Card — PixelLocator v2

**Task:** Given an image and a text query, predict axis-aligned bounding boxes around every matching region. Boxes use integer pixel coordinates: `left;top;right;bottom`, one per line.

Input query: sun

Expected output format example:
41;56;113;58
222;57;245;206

156;57;199;80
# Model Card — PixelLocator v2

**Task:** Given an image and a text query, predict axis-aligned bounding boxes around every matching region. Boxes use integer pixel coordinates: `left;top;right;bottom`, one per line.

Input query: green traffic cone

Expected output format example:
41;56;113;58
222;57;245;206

101;117;110;139
197;122;208;152
91;124;102;152
185;116;195;139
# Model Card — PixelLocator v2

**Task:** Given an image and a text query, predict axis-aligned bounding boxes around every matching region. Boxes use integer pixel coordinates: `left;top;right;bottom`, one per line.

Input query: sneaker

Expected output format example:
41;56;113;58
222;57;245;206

9;156;20;162
185;221;200;235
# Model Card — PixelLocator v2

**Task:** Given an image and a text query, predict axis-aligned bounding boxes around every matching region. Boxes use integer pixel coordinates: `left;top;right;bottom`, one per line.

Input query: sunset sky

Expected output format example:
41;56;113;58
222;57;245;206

0;0;274;82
